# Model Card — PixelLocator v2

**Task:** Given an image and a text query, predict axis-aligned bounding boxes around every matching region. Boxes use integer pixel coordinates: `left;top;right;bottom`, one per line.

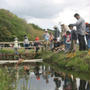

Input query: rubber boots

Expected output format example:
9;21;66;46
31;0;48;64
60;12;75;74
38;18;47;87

66;52;76;58
66;53;73;58
88;49;90;56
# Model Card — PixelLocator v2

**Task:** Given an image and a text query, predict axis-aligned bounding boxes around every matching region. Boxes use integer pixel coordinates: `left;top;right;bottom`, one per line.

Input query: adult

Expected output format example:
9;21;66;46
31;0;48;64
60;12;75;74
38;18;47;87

43;29;50;41
23;35;29;49
72;13;86;51
85;23;90;55
54;26;60;42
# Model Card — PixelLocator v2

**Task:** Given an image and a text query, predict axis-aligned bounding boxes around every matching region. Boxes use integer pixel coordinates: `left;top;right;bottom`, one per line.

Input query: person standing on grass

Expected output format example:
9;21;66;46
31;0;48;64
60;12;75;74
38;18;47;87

72;13;86;51
85;23;90;55
49;32;54;50
65;31;71;53
54;26;60;42
68;24;78;57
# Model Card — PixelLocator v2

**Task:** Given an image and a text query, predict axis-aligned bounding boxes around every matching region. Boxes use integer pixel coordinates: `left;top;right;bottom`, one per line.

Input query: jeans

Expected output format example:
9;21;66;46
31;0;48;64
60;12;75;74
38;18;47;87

50;42;54;49
70;40;77;52
14;48;19;55
78;34;86;51
87;39;90;49
66;44;70;50
63;36;66;45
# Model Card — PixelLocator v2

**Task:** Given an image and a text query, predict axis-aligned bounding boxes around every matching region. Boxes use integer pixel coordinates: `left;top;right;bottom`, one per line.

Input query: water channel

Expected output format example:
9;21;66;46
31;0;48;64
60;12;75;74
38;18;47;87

2;62;89;90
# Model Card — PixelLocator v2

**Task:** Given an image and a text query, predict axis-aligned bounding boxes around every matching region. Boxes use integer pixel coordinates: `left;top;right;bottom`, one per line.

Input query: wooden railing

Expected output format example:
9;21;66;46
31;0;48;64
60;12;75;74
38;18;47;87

0;40;44;49
0;40;44;44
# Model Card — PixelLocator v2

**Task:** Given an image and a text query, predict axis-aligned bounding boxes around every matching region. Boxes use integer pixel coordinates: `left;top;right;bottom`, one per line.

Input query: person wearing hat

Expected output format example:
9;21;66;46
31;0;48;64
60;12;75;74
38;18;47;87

34;37;40;53
43;29;50;50
23;35;30;50
43;29;50;41
71;13;86;51
85;23;90;55
14;37;19;55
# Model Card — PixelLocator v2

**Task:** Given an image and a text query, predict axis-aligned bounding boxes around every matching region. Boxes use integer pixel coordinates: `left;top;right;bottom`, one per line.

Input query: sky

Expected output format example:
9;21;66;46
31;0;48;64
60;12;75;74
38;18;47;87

0;0;90;29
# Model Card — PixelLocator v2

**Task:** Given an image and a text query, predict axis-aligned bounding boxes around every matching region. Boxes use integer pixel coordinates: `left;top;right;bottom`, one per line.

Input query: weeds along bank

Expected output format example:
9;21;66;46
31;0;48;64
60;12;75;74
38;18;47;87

37;51;90;73
0;48;90;73
0;68;12;90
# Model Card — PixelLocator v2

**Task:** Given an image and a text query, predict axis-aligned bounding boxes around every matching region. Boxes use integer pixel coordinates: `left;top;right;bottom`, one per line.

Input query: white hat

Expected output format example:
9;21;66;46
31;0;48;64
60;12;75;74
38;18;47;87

45;29;48;32
53;25;57;29
15;37;18;41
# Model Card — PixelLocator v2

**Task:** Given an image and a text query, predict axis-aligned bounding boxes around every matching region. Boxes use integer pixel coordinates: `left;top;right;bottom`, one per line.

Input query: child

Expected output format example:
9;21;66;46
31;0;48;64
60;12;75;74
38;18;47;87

52;39;59;52
52;39;64;53
43;30;50;50
65;31;71;53
68;24;77;57
14;37;19;55
34;37;40;53
49;32;54;50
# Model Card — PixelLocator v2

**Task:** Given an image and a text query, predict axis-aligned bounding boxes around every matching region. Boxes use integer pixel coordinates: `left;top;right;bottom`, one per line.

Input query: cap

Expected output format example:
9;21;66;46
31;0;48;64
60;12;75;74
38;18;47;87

68;24;74;27
53;25;57;29
45;29;48;32
85;22;88;25
35;37;39;41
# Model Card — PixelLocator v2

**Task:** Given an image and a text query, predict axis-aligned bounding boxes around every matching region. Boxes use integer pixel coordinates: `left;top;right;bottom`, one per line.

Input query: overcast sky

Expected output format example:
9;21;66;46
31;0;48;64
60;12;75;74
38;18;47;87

0;0;90;29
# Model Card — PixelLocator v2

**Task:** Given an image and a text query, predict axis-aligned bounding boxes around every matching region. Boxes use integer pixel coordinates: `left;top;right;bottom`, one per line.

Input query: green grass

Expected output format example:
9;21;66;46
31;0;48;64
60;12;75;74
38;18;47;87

0;68;12;90
38;50;90;73
0;48;90;73
0;48;34;54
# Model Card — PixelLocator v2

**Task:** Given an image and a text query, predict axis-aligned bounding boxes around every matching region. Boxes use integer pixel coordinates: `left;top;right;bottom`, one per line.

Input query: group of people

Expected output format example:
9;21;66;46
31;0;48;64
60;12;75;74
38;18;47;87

43;26;62;52
43;13;90;57
63;13;90;57
13;13;90;57
14;35;41;54
14;35;30;54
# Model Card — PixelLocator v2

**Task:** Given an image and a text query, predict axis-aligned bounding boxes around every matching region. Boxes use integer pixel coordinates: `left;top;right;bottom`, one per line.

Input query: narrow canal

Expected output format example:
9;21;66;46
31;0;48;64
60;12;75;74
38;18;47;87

2;62;90;90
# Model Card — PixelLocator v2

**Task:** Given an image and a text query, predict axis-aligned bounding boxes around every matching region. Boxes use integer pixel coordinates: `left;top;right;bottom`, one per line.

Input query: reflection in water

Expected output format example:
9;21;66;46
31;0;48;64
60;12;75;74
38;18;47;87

8;65;90;90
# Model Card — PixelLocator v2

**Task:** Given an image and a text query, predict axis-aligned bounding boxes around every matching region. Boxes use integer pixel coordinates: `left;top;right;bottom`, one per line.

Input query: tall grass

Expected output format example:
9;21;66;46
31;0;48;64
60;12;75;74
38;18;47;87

0;69;12;90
